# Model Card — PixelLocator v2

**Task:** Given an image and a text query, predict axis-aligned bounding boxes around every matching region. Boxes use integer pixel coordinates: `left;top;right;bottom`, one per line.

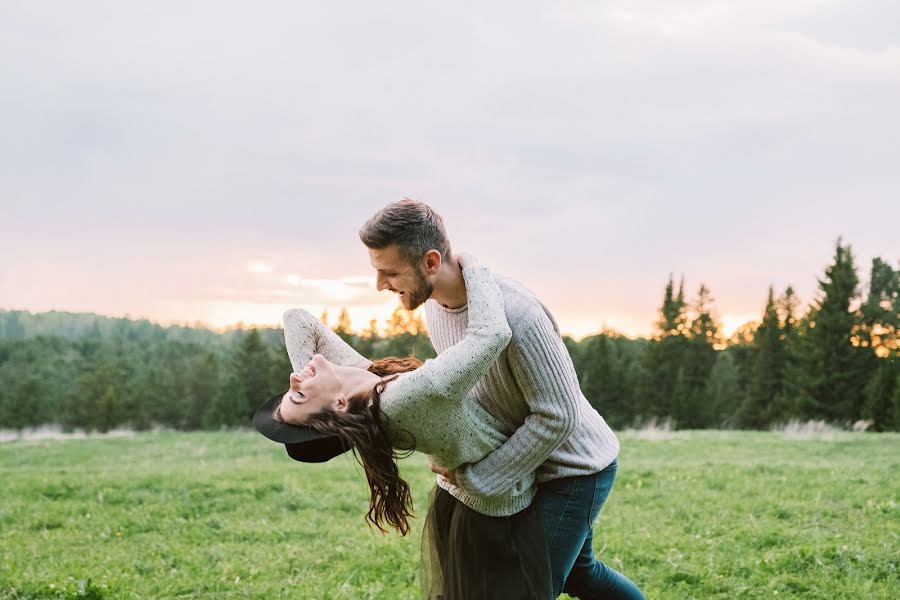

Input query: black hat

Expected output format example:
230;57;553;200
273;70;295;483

253;393;351;463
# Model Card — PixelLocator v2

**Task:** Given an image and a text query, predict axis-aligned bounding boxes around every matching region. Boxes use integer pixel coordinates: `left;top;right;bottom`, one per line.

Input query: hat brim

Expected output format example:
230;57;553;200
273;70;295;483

253;393;351;463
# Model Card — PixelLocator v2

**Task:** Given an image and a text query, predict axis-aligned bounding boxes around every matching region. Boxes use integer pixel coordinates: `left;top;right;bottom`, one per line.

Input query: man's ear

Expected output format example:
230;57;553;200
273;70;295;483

423;249;442;276
334;395;349;413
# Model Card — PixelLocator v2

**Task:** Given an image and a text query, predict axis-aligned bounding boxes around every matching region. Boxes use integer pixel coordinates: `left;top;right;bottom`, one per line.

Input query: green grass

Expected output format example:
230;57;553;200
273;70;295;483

1;430;897;599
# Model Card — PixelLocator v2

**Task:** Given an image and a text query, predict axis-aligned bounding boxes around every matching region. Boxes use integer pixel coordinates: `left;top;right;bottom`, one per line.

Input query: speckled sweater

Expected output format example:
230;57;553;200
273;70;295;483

283;266;535;516
425;273;620;501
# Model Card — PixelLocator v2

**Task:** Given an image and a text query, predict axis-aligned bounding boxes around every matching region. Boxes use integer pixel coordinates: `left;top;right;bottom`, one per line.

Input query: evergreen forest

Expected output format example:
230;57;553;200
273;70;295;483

1;240;897;432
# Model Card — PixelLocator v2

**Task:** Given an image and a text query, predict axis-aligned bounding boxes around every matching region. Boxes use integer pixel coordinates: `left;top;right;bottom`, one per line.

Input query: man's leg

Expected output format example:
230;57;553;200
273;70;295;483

562;521;644;599
539;460;644;599
539;469;596;596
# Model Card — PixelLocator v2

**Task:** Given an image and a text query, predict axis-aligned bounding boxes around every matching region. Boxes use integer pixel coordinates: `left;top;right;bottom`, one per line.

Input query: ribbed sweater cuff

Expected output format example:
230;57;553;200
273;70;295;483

435;477;535;517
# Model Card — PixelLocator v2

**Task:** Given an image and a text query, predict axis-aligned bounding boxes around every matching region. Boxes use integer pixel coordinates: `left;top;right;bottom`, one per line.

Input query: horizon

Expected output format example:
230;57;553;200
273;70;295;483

0;236;884;342
0;234;894;340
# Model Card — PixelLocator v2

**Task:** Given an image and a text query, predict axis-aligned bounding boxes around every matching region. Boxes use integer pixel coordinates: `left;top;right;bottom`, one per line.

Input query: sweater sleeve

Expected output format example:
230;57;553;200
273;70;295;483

454;312;580;497
401;266;511;401
282;308;372;373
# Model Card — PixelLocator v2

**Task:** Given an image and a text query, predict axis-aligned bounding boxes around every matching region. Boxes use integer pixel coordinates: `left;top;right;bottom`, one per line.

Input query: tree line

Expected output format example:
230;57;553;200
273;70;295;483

0;239;896;432
568;240;897;431
0;305;436;433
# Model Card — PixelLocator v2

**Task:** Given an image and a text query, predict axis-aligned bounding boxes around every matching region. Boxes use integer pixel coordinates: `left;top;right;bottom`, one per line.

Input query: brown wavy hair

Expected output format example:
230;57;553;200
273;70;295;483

358;198;452;265
302;356;422;535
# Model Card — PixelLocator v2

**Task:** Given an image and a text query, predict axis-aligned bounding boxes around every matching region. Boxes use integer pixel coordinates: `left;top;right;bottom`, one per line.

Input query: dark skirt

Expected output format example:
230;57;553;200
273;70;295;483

420;486;552;600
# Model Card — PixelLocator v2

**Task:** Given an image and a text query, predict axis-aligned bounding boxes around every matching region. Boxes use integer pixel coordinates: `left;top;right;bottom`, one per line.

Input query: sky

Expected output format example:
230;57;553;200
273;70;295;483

1;0;898;339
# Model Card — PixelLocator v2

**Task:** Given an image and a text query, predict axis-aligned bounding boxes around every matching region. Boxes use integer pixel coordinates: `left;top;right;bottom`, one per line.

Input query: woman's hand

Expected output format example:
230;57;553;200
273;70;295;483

456;251;478;269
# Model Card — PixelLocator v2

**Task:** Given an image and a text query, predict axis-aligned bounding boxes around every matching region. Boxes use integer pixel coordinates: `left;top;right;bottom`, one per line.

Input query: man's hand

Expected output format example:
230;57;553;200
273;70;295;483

429;457;458;486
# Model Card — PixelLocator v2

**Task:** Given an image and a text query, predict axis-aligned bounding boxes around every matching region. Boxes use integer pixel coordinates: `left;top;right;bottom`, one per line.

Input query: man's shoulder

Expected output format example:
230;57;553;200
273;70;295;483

494;274;560;338
423;272;561;338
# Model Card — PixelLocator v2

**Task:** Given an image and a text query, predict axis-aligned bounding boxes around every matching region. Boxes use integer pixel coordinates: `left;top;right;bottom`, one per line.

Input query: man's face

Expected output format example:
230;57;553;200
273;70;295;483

368;244;433;310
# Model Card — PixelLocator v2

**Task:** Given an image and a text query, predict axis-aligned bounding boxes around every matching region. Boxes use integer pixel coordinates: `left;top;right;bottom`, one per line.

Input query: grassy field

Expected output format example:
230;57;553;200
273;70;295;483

1;430;897;599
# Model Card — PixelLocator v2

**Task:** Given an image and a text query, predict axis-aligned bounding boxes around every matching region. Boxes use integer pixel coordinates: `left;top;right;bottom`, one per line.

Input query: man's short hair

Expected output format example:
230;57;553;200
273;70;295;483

359;198;452;264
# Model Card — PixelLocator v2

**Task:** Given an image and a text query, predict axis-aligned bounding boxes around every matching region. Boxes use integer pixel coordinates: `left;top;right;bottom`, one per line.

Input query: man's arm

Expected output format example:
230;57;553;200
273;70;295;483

453;311;580;497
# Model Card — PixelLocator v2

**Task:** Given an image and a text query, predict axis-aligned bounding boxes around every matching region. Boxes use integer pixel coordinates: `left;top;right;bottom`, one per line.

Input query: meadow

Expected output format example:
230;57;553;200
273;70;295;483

1;430;897;599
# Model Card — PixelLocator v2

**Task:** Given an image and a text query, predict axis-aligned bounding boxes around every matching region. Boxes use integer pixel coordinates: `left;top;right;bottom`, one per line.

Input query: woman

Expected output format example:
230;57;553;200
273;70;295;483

259;253;551;599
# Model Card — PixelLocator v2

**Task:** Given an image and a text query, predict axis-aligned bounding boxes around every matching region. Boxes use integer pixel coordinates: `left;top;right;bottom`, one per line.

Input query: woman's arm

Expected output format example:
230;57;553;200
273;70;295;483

282;308;372;373
405;262;511;401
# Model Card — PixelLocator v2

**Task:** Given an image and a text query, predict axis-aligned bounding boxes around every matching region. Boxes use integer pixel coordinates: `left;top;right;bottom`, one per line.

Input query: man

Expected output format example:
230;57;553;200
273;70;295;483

359;199;644;599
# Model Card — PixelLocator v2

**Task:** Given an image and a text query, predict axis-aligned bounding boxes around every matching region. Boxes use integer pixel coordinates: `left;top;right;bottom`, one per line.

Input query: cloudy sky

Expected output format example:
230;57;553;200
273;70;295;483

1;0;898;338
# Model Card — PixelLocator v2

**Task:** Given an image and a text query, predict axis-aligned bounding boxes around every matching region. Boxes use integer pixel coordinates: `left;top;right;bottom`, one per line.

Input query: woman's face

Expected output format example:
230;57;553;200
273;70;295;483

277;354;346;425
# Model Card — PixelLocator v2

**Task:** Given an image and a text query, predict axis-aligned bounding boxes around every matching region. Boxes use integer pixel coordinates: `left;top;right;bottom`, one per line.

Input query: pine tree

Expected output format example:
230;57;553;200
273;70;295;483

779;286;799;340
655;275;682;337
671;367;690;427
563;336;582;367
154;343;193;428
726;320;759;401
784;240;866;422
862;357;899;430
675;277;688;335
677;284;721;428
579;334;613;416
1;370;43;431
640;274;689;422
364;317;380;339
124;353;159;431
738;286;786;428
0;337;71;431
704;351;741;428
770;286;800;423
188;352;220;430
575;333;646;427
689;284;721;345
382;307;434;359
891;370;900;430
208;329;271;427
385;307;417;337
334;307;354;344
858;258;899;358
352;316;379;357
857;258;898;429
66;362;127;432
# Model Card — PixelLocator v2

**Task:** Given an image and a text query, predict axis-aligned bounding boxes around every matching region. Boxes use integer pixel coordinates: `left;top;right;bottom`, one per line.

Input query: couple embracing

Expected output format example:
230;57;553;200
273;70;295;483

255;199;644;599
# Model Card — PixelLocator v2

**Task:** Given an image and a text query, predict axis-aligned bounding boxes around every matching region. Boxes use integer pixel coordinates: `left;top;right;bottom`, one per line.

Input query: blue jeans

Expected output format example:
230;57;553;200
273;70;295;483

538;459;645;599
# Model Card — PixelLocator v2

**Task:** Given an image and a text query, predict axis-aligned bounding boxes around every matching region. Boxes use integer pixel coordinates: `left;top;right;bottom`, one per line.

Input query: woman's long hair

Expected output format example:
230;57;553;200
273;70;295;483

303;356;422;535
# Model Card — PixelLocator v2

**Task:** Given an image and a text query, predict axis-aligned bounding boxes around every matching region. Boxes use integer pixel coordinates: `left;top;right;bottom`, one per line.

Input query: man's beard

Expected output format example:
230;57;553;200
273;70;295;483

404;266;433;310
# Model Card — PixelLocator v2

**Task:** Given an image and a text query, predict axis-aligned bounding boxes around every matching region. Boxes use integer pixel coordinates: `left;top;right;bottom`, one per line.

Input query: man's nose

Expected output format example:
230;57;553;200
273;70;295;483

375;273;390;292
